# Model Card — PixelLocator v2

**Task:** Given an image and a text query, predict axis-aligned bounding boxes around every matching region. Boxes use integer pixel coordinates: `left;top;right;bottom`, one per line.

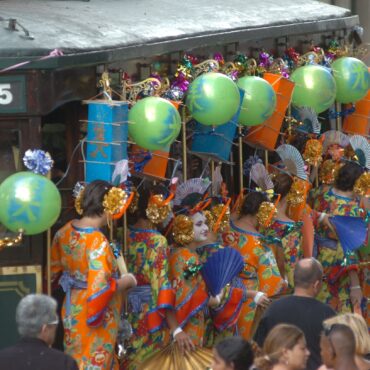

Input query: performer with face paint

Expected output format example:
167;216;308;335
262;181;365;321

168;179;224;350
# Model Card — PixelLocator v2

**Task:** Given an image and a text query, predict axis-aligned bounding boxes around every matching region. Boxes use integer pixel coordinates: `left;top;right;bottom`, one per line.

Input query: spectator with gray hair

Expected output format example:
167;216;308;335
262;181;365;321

0;294;78;370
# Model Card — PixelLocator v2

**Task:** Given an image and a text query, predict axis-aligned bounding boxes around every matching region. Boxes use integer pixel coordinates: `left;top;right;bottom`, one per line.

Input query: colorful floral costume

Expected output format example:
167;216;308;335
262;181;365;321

222;222;287;340
51;222;122;370
311;187;364;313
196;242;245;347
169;247;209;346
261;220;304;288
125;228;174;369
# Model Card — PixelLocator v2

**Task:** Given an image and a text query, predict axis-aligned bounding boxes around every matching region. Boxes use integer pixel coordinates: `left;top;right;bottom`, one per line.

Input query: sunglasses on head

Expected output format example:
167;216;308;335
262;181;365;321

322;323;344;356
47;318;59;326
323;323;345;337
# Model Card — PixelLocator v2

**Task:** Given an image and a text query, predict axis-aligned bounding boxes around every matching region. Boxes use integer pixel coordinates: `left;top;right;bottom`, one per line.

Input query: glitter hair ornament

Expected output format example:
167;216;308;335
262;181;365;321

256;201;277;228
103;187;129;216
172;215;194;245
146;193;173;224
354;172;370;197
303;139;323;166
74;183;129;217
286;178;308;205
73;182;85;215
205;202;231;233
319;160;343;185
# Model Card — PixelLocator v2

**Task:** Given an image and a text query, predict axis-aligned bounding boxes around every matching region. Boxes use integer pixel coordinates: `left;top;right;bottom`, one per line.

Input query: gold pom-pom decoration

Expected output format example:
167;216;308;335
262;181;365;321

74;189;85;215
203;210;214;229
211;202;231;233
319;159;342;185
286;178;307;205
172;215;194;245
354;172;370;197
128;187;139;214
256;201;277;228
303;139;323;166
103;187;128;216
146;194;172;224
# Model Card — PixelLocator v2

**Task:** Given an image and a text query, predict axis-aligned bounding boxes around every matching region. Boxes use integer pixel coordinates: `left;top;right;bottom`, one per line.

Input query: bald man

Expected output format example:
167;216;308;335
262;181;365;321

320;323;359;370
254;258;336;370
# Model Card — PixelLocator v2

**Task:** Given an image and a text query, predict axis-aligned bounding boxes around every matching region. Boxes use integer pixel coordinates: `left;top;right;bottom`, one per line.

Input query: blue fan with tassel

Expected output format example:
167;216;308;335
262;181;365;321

201;247;244;296
329;215;368;254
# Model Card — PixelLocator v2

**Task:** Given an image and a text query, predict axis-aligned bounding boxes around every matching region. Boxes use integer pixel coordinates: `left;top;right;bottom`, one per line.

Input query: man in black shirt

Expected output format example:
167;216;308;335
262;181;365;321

254;258;336;370
0;294;78;370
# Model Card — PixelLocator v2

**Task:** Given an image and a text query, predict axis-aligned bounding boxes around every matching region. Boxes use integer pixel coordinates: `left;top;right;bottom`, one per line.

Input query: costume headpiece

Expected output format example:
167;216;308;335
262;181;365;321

174;178;211;206
73;182;85;216
256;201;277;228
146;193;173;224
319;159;343;185
322;130;349;161
286;177;309;205
354;172;370;197
296;106;321;134
275;143;311;211
204;200;231;233
349;135;370;170
172;214;194;245
172;178;213;244
128;186;139;214
302;139;323;166
276;144;308;181
73;182;130;218
250;163;274;193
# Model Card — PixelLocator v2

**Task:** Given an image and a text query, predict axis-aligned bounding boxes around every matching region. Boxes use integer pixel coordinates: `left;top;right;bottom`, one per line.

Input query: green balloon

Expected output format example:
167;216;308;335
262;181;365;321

186;72;240;126
332;57;370;103
291;65;337;114
128;97;181;151
237;76;277;126
0;172;61;235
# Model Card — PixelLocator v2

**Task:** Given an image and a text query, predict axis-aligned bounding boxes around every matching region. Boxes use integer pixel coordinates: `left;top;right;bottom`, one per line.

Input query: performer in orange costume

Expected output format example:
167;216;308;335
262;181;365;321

51;181;136;370
223;192;287;340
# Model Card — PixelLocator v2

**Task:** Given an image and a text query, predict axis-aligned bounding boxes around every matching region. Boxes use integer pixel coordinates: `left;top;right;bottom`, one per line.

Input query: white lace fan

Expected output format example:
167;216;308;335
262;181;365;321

276;144;308;180
250;163;274;191
349;135;370;170
297;106;321;134
323;130;350;152
174;178;211;206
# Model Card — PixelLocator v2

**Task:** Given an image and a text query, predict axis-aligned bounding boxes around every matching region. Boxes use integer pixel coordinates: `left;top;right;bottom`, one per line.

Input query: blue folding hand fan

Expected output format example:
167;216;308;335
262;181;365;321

201;247;244;296
329;215;368;254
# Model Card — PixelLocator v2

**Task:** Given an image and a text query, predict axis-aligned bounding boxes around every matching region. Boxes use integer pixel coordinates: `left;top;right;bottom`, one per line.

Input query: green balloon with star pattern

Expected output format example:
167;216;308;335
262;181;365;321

128;97;181;151
186;72;240;126
0;172;61;235
291;65;337;114
332;57;370;103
